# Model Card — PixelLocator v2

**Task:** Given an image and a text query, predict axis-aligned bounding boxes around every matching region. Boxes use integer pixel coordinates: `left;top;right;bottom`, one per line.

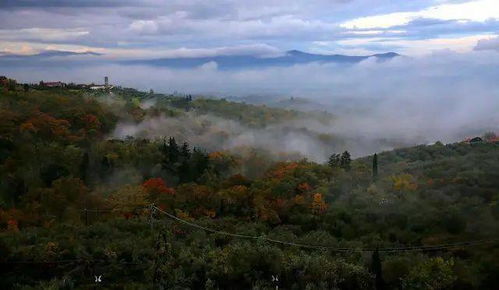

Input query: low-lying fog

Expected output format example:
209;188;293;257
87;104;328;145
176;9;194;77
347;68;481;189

3;50;498;160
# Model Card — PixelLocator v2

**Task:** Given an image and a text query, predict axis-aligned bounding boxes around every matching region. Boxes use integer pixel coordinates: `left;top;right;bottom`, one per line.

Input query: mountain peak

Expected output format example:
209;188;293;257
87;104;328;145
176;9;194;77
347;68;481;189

286;50;308;56
37;50;103;57
372;52;400;58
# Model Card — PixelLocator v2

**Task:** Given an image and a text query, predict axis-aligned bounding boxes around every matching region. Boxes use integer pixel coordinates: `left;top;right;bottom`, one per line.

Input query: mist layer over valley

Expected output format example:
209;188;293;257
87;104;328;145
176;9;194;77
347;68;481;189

2;50;499;160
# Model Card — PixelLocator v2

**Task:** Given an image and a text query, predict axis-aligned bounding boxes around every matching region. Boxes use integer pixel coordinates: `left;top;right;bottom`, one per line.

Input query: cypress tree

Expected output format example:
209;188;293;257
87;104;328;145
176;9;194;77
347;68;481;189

178;142;192;183
180;142;191;159
340;151;351;171
167;137;179;163
371;248;385;290
191;148;209;181
160;137;180;176
160;138;169;169
373;153;378;181
80;151;89;184
328;153;341;168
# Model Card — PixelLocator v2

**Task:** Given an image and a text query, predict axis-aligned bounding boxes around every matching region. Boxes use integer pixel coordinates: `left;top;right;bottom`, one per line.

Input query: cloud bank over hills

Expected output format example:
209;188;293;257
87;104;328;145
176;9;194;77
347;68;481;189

3;48;496;158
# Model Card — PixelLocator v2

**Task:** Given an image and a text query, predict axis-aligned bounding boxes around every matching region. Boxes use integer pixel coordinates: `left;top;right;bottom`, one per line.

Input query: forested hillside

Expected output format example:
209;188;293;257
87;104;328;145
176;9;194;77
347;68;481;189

0;82;498;289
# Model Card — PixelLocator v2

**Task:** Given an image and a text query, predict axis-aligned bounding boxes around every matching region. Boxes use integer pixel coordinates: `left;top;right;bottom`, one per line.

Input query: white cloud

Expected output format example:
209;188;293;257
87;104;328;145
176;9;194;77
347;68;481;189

337;34;496;55
0;28;89;42
129;20;159;34
0;43;38;55
122;13;341;43
0;41;284;59
0;41;105;55
199;61;218;70
152;44;284;58
341;0;499;29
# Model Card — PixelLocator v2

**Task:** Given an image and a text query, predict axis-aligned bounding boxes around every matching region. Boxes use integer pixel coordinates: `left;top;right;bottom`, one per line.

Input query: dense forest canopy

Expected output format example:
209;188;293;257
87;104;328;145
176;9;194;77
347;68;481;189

0;80;498;289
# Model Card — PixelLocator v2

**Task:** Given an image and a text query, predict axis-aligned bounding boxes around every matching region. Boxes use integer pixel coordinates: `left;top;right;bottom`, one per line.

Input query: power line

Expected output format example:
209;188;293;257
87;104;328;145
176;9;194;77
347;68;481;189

79;206;150;212
1;259;141;265
3;206;497;266
153;206;499;253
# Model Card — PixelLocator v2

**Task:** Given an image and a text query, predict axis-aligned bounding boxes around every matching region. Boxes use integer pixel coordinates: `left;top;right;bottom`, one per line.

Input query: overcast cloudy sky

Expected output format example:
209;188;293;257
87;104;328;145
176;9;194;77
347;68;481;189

1;0;498;58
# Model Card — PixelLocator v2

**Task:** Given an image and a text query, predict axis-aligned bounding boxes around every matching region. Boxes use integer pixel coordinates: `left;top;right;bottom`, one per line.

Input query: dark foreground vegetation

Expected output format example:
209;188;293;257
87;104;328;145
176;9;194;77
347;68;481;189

1;80;498;289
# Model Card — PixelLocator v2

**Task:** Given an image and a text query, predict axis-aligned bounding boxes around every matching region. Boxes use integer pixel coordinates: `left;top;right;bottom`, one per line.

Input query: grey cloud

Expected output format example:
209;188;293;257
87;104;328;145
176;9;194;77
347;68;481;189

1;0;489;54
0;0;377;42
397;18;499;39
0;0;148;8
341;18;499;43
147;44;284;58
475;36;499;51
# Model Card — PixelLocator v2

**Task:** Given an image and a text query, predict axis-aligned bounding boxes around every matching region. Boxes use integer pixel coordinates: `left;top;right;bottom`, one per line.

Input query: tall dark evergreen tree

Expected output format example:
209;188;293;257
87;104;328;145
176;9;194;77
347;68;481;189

178;142;192;183
191;148;209;181
161;137;180;170
371;249;385;290
80;151;90;184
167;137;179;164
40;164;69;187
160;139;168;169
340;151;351;171
373;153;378;181
180;142;191;159
160;137;180;179
328;153;341;168
101;156;113;174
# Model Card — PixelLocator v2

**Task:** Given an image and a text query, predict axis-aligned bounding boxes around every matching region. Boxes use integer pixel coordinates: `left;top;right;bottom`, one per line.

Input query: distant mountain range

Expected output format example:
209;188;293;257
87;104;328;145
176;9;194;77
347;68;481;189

0;49;399;69
0;50;102;59
123;50;400;69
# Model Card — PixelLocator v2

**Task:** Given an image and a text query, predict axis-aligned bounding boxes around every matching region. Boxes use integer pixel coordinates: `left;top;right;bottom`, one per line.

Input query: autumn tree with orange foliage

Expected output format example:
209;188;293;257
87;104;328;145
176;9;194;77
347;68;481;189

142;178;175;207
311;193;327;215
254;195;281;224
19;110;71;140
267;162;300;179
297;182;312;193
143;178;175;195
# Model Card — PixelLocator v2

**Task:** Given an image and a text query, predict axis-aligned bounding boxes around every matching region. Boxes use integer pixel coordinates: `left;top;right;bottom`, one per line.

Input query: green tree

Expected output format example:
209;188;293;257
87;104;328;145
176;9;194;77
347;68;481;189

79;151;89;185
178;142;192;183
180;142;191;159
402;258;456;290
328;153;341;168
167;137;179;163
340;151;351;171
191;148;209;181
161;137;180;175
371;249;385;290
373;153;378;181
7;79;16;91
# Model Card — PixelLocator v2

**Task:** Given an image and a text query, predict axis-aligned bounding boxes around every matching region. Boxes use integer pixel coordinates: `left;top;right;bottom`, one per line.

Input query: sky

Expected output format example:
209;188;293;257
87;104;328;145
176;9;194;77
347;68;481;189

0;0;498;157
0;0;498;58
